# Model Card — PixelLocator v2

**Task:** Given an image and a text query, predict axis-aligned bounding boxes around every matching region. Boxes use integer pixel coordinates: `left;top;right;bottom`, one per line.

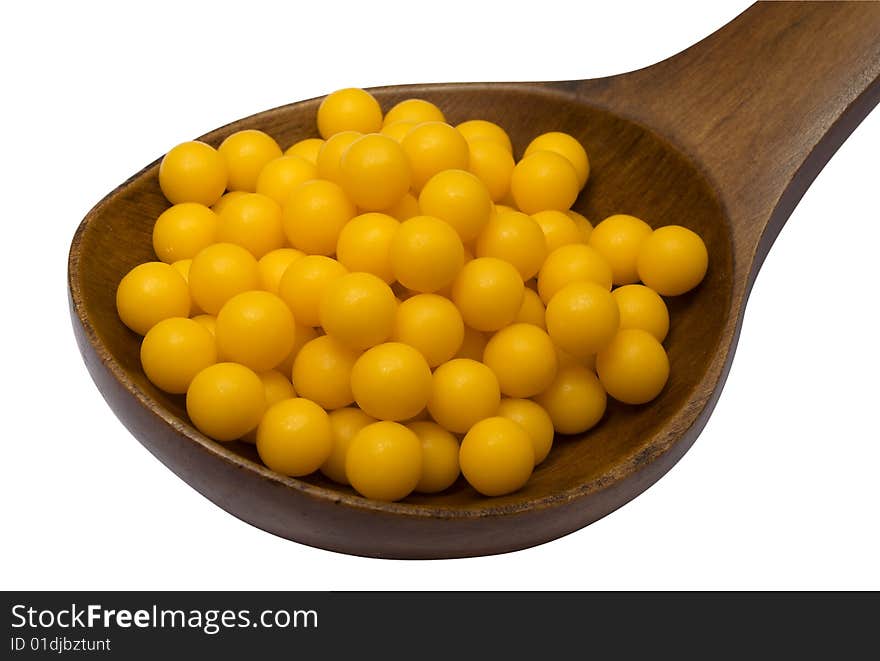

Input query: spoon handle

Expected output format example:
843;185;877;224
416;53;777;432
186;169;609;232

566;1;880;280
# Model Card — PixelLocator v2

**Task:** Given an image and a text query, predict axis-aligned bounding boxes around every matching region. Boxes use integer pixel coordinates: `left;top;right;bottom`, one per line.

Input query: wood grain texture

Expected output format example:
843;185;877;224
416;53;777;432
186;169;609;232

68;2;880;558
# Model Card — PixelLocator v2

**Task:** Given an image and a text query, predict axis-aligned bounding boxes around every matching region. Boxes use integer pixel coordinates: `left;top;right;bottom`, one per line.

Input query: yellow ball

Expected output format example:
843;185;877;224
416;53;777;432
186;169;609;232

186;362;265;441
320;272;396;350
538;243;613;304
218;130;282;192
277;255;348;327
407;421;460;493
351;342;433;421
510;151;579;214
384;191;420;220
284;137;324;164
242;369;298;444
535;365;606;434
257;398;333;476
152;203;219;263
596;329;670;405
291;335;360;410
524;131;590;189
191;313;217;336
116;262;190;335
515;288;546;329
455;326;488;361
497;398;554;465
393;294;464;367
380;120;416;142
346;421;423;501
451;257;524;332
418;169;492;243
428;358;500;434
282;179;356;255
159;141;227;206
321;407;375;484
336;212;399;283
188;243;260;315
339;134;411;210
211;191;248;215
140;317;217;394
317;88;383;139
467;138;515;202
531;210;584;254
215;290;295;371
612;284;669;342
257;248;305;294
172;258;203;315
637;225;709;296
482;323;557;398
546;281;619;358
459;417;534;496
316;130;363;183
567;210;593;242
390;215;464;293
383;98;445;126
589;214;653;285
277;323;319;377
217;192;284;259
401;122;470;191
456;119;512;152
475;210;547;280
255;155;318;205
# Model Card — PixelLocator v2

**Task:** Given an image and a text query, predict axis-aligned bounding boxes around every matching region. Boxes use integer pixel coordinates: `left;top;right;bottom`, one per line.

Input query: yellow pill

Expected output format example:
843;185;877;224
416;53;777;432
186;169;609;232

531;210;584;254
524;132;590;189
588;214;653;285
637;225;709;296
159;141;227;207
316;130;363;183
170;258;204;315
390;215;464;293
284;137;324;164
186;362;265;441
418;169;492;243
282;179;356;256
346;421;423;501
380;120;417;143
277;255;348;327
215;290;295;372
218;129;282;192
451;257;524;332
460;417;533;497
596;329;670;405
483;323;558;398
340;134;411;211
515;288;546;329
534;365;606;435
152;203;219;263
511;151;579;214
257;248;305;294
466;138;515;202
546;281;619;358
537;243;613;304
428;358;500;434
140;317;217;394
456;119;513;153
191;313;217;336
336;212;399;283
211;191;248;215
401;122;470;191
321;407;376;484
455;326;488;361
276;323;319;377
475;210;547;280
497;398;554;465
351;342;433;421
116;262;191;335
383;98;445;126
320;272;396;350
407;421;460;493
242;369;298;444
567;210;593;242
317;88;383;139
217;192;284;259
188;243;260;315
612;284;669;342
257;398;333;476
291;335;359;410
383;191;420;220
255;155;318;206
556;346;597;372
393;294;464;367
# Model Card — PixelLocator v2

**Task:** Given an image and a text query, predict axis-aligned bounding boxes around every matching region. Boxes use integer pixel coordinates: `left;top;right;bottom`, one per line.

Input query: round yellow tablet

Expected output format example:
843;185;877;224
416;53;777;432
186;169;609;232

390;215;464;293
383;98;445;126
455;326;488;361
336;212;400;283
291;335;360;410
351;342;433;421
284;137;324;164
475;210;547;280
456;119;513;153
211;191;248;215
515;288;546;329
510;150;579;214
419;169;493;243
428;358;501;434
257;398;333;476
191;314;217;337
537;243;613;304
534;365;607;435
242;370;297;444
451;257;524;332
159;141;227;207
524;131;590;189
589;214;653;285
321;407;376;484
596;329;670;405
380;120;417;142
320;272;396;350
276;323;319;377
401;122;470;191
257;248;305;294
188;243;260;315
172;258;203;316
218;129;282;192
466;138;515;202
393;294;464;367
482;323;558;398
459;417;534;496
317;88;383;138
497;398;554;465
612;284;670;342
383;191;420;220
637;225;709;296
116;261;191;335
217;192;285;259
152;203;219;263
186;362;266;441
546;281;619;358
567;210;593;242
277;255;348;327
531;210;584;254
408;421;461;493
282;179;356;255
346;421;423;501
316;130;363;183
140;317;217;394
340;134;411;210
215;290;295;372
255;155;318;206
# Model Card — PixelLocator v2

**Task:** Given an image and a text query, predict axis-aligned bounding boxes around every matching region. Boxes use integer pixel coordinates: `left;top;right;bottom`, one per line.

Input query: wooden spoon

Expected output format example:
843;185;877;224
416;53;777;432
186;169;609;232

68;2;880;558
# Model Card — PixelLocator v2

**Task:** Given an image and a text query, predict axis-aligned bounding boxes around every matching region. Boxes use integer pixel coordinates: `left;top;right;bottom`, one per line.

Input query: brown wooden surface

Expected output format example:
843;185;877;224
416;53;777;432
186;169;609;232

68;2;880;559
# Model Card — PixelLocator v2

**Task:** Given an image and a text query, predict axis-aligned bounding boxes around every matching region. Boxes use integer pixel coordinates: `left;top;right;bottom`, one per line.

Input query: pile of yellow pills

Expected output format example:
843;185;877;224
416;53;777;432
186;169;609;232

118;86;710;503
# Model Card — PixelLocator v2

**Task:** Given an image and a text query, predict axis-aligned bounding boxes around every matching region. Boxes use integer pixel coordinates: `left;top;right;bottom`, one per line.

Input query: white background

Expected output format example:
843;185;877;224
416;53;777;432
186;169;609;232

2;0;878;590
